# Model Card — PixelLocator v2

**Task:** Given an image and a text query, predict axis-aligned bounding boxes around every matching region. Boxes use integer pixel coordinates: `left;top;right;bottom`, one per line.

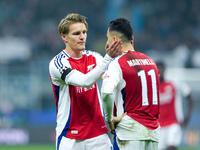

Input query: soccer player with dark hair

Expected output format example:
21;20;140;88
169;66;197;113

49;13;121;150
101;18;160;150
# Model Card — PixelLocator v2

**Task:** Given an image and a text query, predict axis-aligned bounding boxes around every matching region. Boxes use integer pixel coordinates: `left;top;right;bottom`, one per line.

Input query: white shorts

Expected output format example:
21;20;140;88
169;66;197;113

57;133;112;150
158;123;182;150
115;136;158;150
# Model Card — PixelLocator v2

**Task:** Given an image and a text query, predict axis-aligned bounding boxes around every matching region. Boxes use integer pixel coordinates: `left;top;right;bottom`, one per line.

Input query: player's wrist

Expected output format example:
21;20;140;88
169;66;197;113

98;54;112;71
104;54;112;61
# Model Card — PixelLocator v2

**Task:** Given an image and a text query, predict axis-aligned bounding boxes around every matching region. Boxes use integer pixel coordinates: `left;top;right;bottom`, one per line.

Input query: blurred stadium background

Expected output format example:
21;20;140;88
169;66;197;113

0;0;199;149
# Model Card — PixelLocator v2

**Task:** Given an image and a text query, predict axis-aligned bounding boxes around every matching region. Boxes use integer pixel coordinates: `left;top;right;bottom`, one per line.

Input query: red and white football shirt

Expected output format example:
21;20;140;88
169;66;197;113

49;50;108;141
102;50;160;130
159;81;178;127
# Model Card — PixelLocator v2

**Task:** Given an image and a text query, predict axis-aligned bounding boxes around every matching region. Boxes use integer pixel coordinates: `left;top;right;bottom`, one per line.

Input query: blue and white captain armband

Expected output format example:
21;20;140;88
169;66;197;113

59;66;72;81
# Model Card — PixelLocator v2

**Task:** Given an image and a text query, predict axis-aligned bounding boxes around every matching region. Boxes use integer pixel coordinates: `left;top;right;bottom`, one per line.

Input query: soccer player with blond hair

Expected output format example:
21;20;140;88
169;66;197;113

49;13;121;150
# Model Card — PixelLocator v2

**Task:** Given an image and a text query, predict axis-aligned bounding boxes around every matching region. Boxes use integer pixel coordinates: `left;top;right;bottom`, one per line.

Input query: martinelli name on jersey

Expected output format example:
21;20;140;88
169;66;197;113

127;58;154;67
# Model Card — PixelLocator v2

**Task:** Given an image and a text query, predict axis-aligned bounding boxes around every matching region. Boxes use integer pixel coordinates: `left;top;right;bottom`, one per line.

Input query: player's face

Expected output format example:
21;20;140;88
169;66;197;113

65;22;87;51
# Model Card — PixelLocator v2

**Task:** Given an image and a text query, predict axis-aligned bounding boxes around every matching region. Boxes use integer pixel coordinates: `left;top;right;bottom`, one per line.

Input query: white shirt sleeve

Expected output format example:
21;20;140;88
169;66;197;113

101;59;121;122
49;54;112;88
101;60;121;94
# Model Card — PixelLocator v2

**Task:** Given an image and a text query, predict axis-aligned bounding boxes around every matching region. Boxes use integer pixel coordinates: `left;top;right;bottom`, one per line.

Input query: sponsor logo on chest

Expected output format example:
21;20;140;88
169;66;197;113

76;84;95;93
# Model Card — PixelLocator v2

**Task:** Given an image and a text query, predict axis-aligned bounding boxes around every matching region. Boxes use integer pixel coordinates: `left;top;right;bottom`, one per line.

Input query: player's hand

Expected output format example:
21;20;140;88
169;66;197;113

113;113;126;122
107;121;115;134
107;112;127;134
105;37;122;58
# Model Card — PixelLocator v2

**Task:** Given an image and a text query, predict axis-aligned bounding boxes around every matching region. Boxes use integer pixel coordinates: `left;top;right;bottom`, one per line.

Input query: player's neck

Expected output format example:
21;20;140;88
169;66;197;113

121;43;134;53
64;48;83;58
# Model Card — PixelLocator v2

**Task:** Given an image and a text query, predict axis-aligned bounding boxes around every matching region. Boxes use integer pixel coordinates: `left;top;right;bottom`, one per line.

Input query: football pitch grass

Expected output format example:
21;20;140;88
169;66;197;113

0;144;55;150
0;144;199;150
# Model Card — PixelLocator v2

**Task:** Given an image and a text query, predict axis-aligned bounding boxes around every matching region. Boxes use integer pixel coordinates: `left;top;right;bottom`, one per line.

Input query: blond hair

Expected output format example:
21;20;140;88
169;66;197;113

58;13;88;34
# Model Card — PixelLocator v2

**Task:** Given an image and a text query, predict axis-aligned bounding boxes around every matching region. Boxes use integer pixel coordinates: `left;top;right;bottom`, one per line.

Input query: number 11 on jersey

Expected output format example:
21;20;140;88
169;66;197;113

138;69;158;106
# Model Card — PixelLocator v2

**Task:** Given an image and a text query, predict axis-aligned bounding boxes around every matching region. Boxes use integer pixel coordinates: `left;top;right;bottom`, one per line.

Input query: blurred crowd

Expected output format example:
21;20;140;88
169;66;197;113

107;0;200;68
0;0;199;67
0;0;107;61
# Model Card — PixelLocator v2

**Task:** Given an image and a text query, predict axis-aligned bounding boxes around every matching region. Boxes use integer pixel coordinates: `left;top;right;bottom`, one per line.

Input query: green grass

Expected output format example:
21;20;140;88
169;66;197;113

0;144;55;150
178;148;199;150
0;144;199;150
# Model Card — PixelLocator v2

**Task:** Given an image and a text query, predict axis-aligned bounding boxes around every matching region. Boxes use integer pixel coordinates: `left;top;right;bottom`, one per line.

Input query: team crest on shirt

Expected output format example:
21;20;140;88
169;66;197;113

87;64;95;71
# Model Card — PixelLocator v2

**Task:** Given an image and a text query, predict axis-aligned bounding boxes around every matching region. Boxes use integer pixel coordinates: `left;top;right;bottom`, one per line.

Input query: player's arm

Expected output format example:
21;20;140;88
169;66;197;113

101;92;115;134
101;61;124;133
62;54;112;88
50;39;122;88
101;62;119;121
101;80;126;134
67;39;121;88
101;74;116;134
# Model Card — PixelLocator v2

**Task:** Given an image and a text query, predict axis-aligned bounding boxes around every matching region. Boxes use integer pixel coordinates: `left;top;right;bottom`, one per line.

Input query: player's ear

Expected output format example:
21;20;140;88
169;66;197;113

131;36;134;45
61;33;68;43
113;36;119;41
